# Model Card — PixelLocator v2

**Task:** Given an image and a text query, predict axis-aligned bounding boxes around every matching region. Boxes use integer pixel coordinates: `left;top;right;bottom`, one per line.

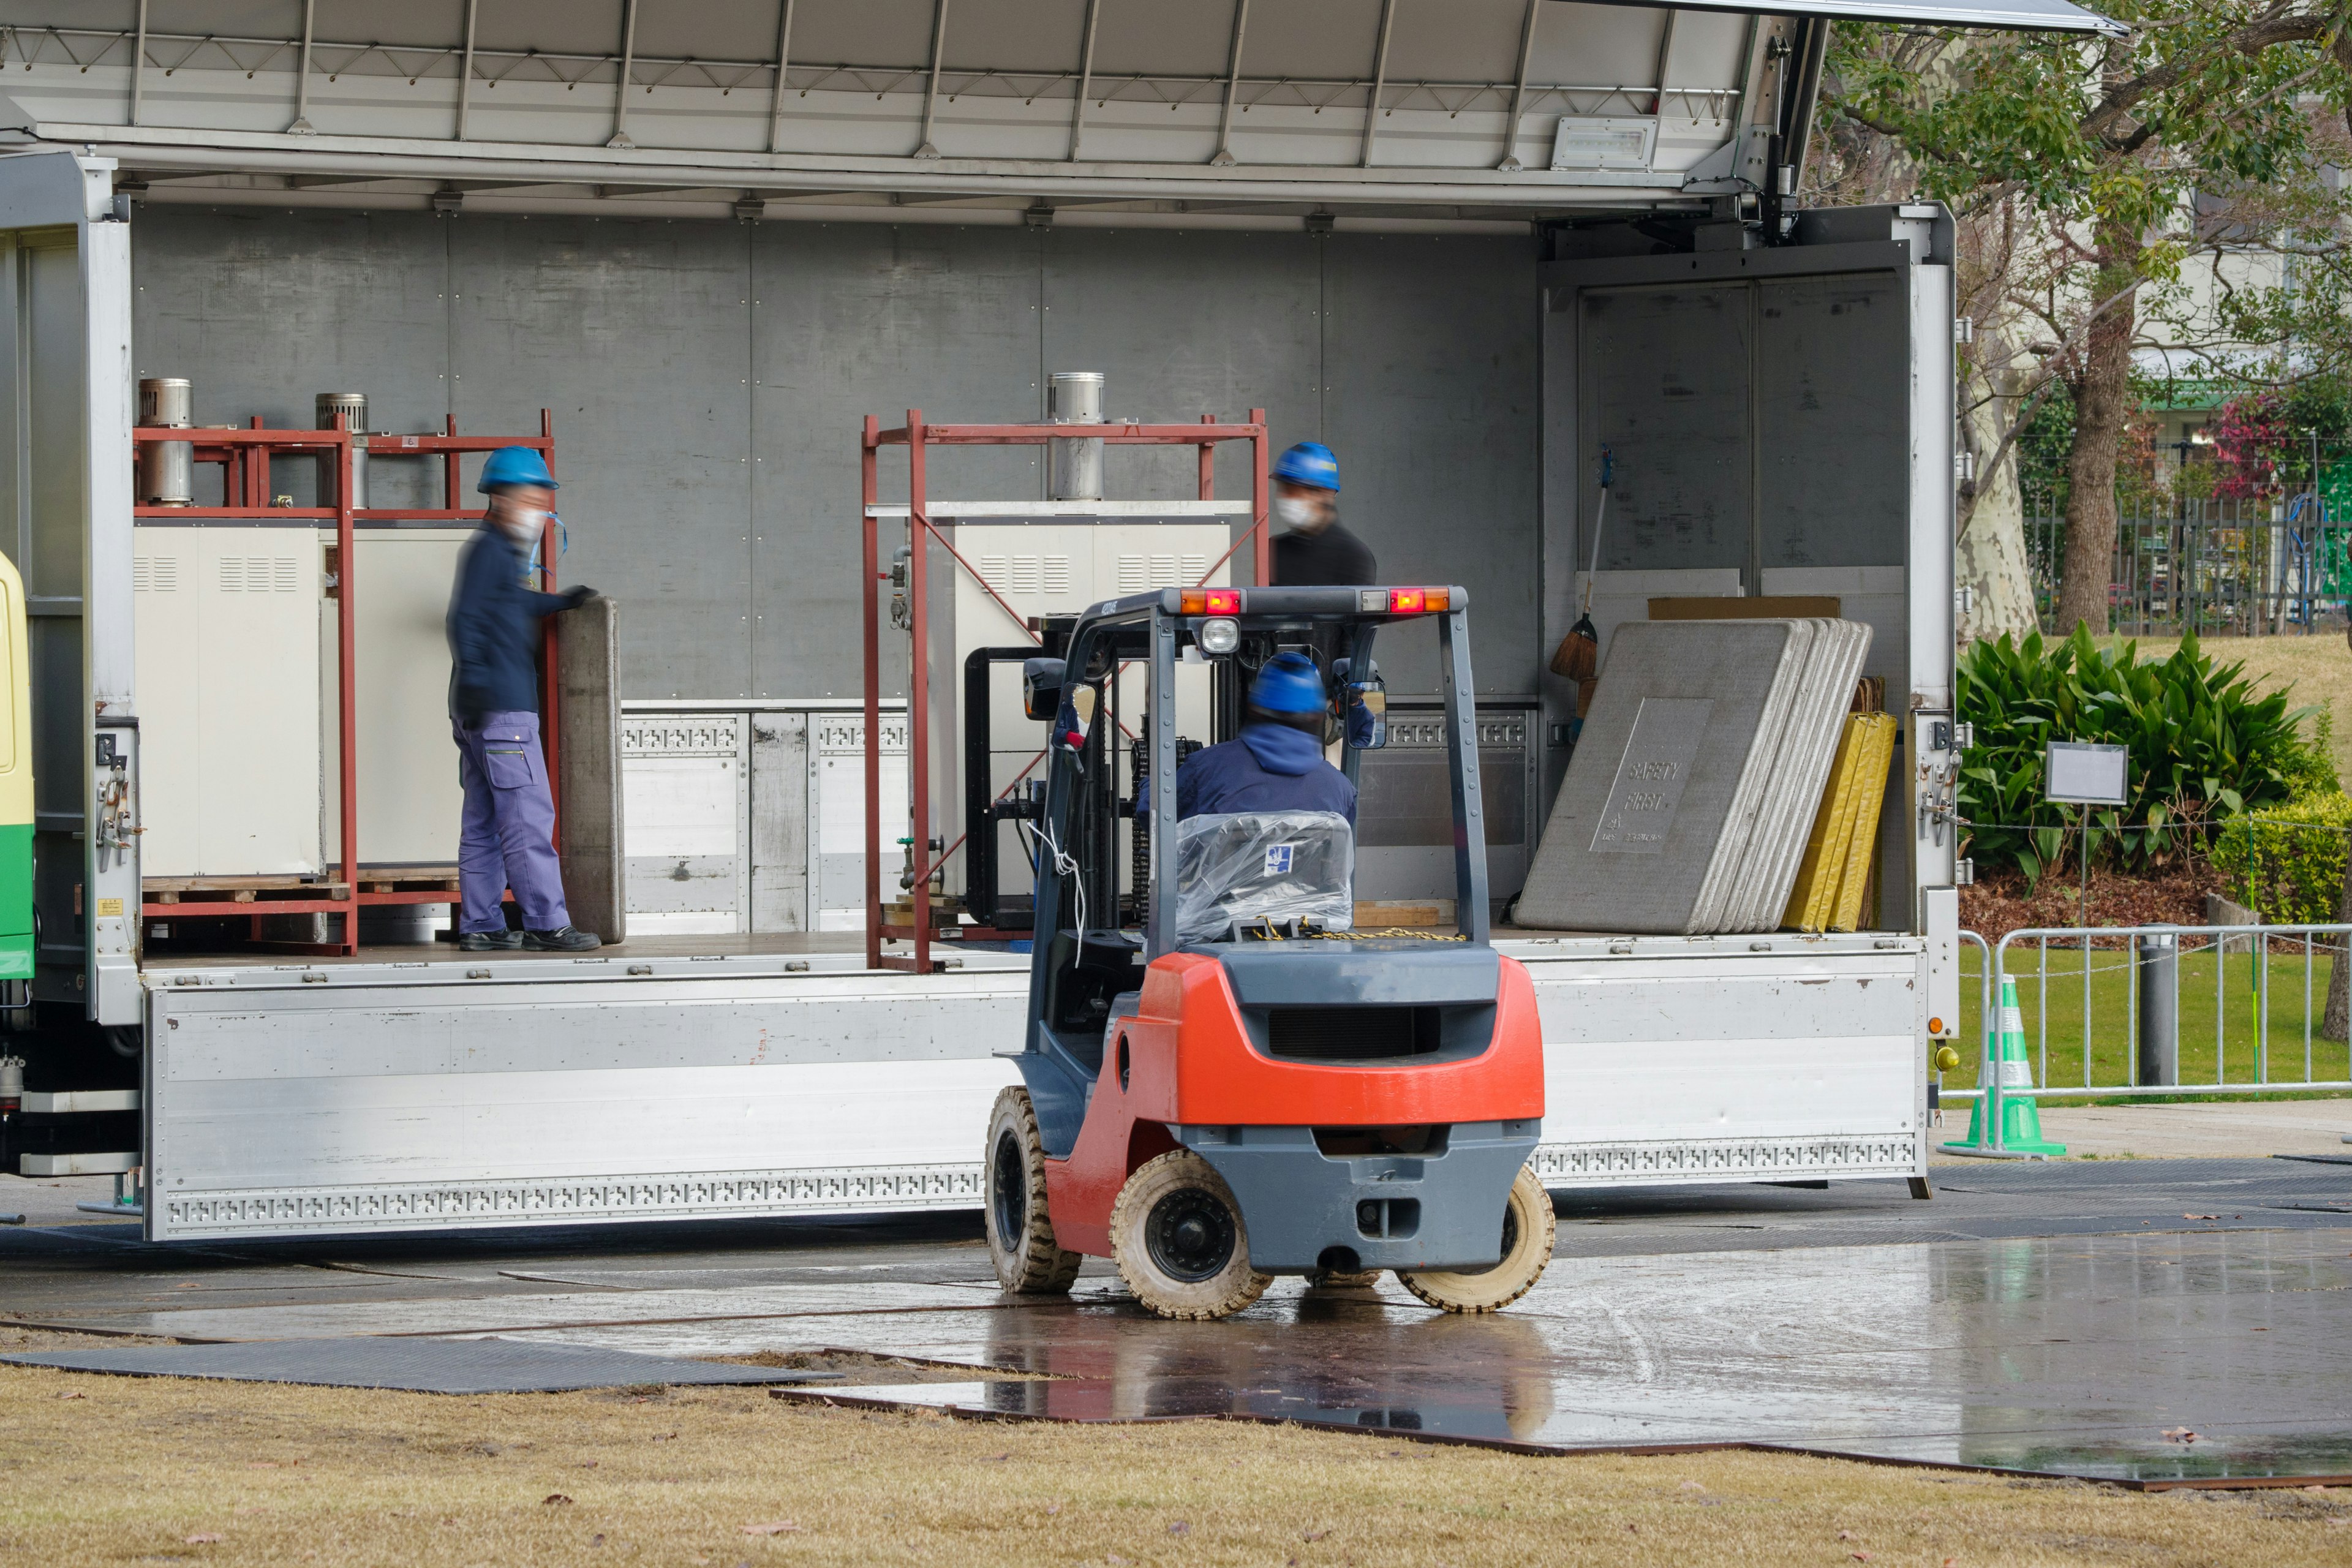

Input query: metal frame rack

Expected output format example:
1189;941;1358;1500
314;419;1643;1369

129;412;560;955
860;409;1270;974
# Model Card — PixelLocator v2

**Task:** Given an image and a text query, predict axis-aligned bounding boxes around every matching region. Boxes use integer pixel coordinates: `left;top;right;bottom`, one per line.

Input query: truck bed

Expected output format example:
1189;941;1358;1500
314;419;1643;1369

137;933;1925;1242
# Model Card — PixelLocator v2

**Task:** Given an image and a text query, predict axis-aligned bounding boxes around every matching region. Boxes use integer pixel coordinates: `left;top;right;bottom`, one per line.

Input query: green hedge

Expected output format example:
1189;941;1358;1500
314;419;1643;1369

2212;791;2352;922
1958;627;2321;884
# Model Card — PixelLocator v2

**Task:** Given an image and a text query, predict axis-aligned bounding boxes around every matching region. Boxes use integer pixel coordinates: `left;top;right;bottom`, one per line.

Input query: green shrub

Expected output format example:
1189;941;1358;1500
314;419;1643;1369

2282;710;2342;802
1958;627;2313;884
2212;790;2352;923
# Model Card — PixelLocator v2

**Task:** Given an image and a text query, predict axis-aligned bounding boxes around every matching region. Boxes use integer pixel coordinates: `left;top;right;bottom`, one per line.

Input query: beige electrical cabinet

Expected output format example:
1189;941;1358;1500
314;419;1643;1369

321;527;469;870
135;523;473;883
918;513;1235;906
133;526;326;878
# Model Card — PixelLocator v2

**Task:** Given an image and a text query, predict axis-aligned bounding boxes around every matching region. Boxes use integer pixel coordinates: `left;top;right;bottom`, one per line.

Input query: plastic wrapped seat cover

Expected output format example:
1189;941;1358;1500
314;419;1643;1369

1176;810;1354;944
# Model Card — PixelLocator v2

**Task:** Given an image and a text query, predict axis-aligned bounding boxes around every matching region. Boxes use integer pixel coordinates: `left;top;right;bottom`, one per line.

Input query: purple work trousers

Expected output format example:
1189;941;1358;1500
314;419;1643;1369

453;710;571;934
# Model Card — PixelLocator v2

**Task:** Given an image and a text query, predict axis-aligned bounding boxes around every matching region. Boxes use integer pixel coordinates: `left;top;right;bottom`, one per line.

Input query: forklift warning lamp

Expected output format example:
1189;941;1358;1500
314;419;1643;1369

1368;587;1449;615
1181;588;1242;616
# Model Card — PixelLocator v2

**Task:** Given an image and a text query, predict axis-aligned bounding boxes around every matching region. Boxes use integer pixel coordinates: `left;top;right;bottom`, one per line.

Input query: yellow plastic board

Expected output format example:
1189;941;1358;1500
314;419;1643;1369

1781;715;1872;932
1828;715;1897;932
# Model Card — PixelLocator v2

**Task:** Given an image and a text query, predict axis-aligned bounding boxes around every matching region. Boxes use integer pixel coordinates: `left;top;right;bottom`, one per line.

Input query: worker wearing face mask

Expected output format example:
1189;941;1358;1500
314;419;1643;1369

1268;442;1376;586
445;446;601;954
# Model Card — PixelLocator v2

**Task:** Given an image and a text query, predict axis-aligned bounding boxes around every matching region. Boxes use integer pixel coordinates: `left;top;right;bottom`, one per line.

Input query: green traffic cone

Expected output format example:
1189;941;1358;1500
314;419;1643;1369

1942;974;2067;1156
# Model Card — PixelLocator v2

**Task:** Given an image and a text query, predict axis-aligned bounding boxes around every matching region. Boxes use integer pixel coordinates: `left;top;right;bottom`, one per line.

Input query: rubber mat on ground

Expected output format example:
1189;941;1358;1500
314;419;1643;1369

0;1336;846;1394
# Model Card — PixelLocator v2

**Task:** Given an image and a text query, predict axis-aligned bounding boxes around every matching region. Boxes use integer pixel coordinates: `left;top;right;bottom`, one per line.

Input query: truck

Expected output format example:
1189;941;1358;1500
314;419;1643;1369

0;0;2111;1239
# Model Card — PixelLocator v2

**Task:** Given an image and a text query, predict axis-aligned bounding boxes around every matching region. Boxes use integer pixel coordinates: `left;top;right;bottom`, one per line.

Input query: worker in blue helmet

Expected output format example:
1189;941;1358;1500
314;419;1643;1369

445;445;601;952
1176;651;1355;823
1270;440;1376;587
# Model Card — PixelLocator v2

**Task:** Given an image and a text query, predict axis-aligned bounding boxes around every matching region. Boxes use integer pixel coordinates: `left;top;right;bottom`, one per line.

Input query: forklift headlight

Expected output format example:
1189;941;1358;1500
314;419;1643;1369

1198;617;1240;655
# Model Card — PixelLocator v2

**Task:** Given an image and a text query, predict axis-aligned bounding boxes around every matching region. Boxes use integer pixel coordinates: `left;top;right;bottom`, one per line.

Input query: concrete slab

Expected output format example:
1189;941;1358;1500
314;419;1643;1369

6;1159;2351;1483
1934;1098;2352;1162
1;1336;843;1394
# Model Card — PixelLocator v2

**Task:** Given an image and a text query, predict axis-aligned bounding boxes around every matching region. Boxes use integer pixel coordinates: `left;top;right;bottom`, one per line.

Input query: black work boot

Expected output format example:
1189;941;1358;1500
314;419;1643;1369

456;929;525;952
524;926;601;952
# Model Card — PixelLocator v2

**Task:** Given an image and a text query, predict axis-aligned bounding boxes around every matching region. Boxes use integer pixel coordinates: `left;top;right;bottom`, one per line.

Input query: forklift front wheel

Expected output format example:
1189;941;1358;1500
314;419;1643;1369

984;1087;1083;1295
1396;1164;1556;1314
1110;1151;1273;1321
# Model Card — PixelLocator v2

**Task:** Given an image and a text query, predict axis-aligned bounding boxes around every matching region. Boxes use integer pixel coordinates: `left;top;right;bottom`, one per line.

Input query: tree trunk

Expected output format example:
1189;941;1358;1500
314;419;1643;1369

2052;239;2141;639
1956;360;2040;643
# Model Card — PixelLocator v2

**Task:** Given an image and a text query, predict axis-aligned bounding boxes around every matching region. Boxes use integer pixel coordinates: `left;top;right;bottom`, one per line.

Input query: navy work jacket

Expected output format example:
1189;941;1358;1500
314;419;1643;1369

1175;724;1357;824
447;525;570;723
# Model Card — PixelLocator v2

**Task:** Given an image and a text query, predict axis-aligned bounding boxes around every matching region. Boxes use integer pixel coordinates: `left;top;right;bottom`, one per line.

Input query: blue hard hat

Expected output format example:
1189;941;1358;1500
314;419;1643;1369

1250;651;1327;715
1272;440;1340;494
477;445;559;493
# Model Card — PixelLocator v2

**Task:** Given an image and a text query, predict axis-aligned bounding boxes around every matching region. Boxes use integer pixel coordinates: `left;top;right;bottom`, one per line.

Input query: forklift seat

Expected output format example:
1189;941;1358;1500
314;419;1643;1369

1175;810;1354;944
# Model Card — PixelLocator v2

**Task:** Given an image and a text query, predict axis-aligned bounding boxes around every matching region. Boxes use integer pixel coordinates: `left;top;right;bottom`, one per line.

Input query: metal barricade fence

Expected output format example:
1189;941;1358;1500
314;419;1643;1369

1951;921;2352;1155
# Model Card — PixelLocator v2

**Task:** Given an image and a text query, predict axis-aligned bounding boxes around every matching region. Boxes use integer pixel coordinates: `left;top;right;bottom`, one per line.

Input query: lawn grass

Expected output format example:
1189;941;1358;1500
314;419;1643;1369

4;1335;2351;1567
1954;941;2352;1095
2097;633;2352;783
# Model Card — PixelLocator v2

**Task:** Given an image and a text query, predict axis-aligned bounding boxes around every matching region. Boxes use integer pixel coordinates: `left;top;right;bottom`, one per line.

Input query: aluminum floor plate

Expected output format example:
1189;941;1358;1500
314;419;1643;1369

0;1336;844;1394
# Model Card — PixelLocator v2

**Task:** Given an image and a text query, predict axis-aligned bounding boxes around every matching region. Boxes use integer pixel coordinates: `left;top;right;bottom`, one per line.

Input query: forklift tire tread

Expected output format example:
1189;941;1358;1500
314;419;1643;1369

984;1087;1083;1295
1109;1150;1273;1321
1396;1164;1556;1314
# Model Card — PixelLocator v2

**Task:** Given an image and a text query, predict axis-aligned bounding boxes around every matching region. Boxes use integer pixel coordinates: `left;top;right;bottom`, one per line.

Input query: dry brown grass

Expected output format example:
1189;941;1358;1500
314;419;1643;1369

2;1338;2349;1567
2103;633;2352;782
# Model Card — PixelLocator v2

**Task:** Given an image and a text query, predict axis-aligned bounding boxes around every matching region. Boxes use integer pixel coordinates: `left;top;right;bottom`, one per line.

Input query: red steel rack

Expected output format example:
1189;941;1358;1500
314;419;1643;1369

860;408;1270;974
130;412;560;954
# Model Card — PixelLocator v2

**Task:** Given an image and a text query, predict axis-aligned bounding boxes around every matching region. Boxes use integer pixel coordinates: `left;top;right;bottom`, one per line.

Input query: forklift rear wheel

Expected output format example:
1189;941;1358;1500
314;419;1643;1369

1110;1151;1272;1321
1396;1165;1555;1314
984;1087;1082;1294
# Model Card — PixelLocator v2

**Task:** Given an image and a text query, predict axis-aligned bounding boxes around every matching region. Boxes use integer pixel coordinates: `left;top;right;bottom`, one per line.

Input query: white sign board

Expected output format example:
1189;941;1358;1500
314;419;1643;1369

2045;741;2130;805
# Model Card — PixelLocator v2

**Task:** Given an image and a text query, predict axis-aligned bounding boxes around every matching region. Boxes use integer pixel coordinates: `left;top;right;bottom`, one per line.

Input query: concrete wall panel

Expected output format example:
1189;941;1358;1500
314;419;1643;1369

129;208;1540;709
450;216;755;699
752;222;1041;701
1322;232;1537;695
130;208;451;508
1042;227;1321;526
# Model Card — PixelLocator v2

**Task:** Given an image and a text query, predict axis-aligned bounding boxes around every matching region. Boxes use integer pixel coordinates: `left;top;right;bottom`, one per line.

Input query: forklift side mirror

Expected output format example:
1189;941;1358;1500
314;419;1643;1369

1022;658;1067;722
1343;664;1387;750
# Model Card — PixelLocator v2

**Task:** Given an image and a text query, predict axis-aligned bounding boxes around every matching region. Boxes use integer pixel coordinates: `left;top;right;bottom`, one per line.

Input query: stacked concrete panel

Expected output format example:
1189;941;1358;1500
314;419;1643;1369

1515;619;1874;935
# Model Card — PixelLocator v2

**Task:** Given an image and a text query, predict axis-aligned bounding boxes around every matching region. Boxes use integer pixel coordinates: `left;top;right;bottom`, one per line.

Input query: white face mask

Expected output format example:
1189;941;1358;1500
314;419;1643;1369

1273;496;1320;530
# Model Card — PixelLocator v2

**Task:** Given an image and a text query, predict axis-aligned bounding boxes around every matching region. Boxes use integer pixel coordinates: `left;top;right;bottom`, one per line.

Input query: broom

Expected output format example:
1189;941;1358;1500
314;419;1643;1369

1550;447;1613;682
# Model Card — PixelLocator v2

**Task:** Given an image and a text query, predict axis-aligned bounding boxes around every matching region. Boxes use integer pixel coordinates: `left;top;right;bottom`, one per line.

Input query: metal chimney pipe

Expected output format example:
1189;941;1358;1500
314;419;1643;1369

316;391;368;510
136;377;193;506
1047;371;1104;502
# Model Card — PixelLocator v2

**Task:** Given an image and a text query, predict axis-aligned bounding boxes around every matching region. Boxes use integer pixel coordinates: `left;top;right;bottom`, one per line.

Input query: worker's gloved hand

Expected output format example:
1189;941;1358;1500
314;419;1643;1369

560;585;597;609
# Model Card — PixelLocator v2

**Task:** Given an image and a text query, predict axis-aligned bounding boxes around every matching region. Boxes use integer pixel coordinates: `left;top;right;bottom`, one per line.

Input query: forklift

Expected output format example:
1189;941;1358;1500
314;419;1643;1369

981;583;1553;1320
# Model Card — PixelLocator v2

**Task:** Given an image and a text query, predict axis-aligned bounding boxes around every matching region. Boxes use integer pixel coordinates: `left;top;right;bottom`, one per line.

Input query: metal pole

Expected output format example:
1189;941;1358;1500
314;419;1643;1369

1251;407;1269;586
1068;0;1101;161
767;0;796;153
1495;0;1541;170
456;0;478;140
862;417;882;971
915;0;952;157
287;0;317;134
129;0;149;126
1648;10;1678;115
908;410;932;974
1211;0;1251;167
334;413;357;954
2136;927;2177;1086
608;0;639;149
1359;0;1398;168
1439;606;1491;941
